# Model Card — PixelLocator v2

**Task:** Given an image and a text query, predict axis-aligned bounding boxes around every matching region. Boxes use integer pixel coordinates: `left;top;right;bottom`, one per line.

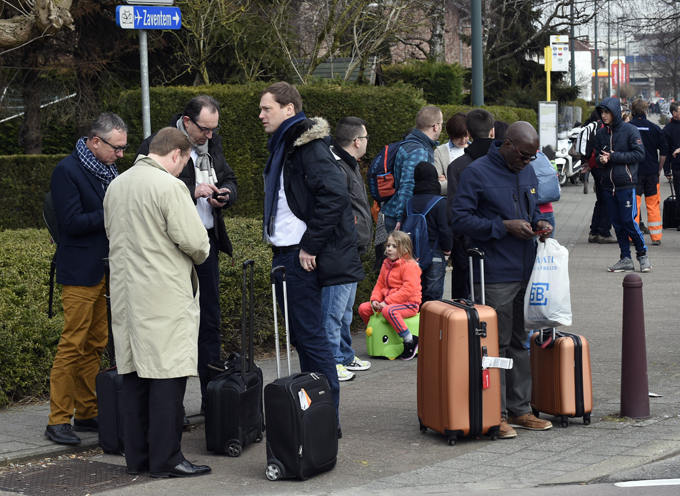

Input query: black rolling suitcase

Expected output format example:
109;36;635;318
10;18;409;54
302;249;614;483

96;259;125;456
264;266;338;481
663;181;679;229
205;259;264;456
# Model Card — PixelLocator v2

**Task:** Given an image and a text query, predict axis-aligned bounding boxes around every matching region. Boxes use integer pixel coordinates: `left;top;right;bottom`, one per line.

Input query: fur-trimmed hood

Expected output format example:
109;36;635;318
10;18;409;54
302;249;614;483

293;117;331;147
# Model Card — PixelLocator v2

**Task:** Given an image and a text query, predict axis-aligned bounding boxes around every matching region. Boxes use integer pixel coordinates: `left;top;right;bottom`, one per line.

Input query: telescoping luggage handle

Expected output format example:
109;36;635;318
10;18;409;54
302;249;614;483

671;179;676;200
467;248;485;305
270;266;292;379
103;258;115;367
241;260;256;381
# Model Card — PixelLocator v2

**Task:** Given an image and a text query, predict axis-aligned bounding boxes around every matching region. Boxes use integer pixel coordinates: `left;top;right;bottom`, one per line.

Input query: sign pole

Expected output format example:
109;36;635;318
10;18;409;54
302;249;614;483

139;29;151;139
545;46;552;101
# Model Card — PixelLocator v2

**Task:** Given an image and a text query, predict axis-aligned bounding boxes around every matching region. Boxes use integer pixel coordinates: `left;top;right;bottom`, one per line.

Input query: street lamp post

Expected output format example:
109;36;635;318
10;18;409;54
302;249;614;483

594;1;599;105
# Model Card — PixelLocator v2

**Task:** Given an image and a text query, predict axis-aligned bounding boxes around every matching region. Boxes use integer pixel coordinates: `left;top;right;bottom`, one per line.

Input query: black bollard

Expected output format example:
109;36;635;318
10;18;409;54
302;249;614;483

620;273;650;419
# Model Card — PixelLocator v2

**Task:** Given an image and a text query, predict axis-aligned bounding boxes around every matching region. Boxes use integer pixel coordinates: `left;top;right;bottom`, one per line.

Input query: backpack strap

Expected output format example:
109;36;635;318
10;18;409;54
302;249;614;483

420;195;444;216
406;198;414;216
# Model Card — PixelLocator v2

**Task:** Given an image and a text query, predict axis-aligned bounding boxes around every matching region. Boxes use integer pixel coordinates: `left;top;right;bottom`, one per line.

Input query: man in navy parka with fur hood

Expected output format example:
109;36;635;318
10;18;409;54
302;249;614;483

594;97;649;272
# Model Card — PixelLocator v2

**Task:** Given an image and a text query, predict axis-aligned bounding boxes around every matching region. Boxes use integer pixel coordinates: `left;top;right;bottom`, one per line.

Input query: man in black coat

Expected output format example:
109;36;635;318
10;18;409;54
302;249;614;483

446;108;495;298
259;82;364;428
663;101;680;229
137;96;238;410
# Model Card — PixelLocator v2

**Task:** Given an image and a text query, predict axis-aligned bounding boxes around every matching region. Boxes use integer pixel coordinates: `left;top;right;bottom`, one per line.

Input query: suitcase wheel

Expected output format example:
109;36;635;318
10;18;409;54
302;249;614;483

265;462;283;481
448;438;456;446
255;434;263;443
419;419;427;433
583;413;591;426
560;416;569;428
227;442;242;457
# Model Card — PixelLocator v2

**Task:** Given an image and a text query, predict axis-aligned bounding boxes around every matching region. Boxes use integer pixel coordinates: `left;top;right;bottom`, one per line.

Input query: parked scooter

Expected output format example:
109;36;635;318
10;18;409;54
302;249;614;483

555;128;583;185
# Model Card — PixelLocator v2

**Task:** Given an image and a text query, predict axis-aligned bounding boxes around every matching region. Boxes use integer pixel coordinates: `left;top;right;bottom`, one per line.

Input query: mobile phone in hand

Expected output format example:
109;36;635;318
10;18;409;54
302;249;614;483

533;228;551;236
212;191;227;200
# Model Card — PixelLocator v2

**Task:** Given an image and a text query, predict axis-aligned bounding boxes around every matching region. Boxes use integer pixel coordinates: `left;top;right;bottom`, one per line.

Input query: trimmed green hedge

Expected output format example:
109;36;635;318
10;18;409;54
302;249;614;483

0;84;537;230
0;219;377;406
116;84;428;220
382;61;466;105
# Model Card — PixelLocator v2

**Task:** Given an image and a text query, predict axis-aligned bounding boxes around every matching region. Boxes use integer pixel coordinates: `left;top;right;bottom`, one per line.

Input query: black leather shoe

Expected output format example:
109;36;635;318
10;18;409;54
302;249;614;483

151;460;212;478
127;467;148;475
74;416;98;432
45;424;81;445
183;415;190;427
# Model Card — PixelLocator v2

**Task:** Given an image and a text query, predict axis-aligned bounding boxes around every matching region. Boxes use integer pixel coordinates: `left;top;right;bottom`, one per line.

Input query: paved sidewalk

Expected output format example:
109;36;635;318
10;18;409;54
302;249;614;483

2;177;680;495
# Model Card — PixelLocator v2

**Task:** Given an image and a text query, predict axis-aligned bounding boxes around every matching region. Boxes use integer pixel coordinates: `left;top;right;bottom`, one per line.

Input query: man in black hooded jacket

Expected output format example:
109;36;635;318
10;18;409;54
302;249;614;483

446;108;495;298
594;97;648;272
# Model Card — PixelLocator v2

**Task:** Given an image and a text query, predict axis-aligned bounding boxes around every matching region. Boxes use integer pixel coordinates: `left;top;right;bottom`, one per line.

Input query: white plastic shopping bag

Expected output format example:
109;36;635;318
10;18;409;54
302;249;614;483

524;238;572;329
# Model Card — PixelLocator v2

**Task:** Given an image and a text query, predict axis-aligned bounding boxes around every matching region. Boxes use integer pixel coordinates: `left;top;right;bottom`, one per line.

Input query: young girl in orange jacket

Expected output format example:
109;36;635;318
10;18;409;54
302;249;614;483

358;231;422;360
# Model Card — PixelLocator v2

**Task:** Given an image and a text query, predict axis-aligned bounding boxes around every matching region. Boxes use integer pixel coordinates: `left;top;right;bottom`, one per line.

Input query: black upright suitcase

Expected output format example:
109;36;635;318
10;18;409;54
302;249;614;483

663;181;679;229
205;259;264;456
264;266;338;481
96;259;125;455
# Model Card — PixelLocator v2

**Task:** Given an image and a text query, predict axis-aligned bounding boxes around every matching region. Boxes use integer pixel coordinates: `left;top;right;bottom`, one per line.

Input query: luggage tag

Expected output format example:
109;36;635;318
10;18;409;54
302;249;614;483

298;388;312;410
481;356;514;369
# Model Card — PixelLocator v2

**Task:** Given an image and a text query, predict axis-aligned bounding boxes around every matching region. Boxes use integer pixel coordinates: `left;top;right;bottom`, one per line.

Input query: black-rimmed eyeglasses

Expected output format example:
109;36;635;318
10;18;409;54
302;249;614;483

355;135;370;141
95;135;129;154
190;116;221;135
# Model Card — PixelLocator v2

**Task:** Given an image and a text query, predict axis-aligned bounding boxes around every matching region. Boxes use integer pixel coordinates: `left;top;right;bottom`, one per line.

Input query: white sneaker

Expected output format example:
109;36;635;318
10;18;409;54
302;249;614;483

345;357;371;371
336;364;355;382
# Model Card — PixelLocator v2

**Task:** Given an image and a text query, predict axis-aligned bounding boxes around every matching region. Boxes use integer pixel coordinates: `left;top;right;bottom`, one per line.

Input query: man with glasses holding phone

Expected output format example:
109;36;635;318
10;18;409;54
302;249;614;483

46;113;128;445
451;121;554;440
137;95;238;415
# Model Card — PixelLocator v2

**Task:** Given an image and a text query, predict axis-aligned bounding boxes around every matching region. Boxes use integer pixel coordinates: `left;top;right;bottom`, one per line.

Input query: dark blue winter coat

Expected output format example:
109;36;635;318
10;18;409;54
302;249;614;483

629;113;667;176
450;141;541;284
595;97;645;192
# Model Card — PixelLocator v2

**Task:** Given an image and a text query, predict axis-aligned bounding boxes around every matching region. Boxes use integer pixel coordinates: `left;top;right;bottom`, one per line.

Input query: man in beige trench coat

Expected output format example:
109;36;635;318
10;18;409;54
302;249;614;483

104;128;212;478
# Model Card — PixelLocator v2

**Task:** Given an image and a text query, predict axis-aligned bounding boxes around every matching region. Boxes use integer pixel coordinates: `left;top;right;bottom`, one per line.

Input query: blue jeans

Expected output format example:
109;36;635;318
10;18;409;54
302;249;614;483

604;189;646;259
421;250;446;303
272;251;340;420
321;282;358;366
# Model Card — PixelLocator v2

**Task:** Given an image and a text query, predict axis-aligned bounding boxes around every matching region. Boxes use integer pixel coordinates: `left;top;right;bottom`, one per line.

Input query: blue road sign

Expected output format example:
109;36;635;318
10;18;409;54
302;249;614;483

116;5;181;30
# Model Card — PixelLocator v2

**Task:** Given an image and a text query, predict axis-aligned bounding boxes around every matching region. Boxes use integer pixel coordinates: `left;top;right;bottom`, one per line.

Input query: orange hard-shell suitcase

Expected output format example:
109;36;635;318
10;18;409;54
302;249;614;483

417;250;501;446
530;329;593;427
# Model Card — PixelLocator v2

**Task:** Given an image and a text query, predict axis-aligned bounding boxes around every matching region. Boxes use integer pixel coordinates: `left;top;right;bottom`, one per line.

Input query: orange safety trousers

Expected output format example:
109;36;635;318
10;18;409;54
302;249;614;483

635;183;662;242
48;278;108;425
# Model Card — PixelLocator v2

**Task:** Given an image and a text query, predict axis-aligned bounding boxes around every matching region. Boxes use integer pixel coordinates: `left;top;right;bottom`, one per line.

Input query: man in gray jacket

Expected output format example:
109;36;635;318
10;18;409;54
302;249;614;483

325;117;372;381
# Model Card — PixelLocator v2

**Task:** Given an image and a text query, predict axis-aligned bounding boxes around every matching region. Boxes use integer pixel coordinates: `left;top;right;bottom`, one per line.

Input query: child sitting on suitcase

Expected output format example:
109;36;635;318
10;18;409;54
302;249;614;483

358;231;422;360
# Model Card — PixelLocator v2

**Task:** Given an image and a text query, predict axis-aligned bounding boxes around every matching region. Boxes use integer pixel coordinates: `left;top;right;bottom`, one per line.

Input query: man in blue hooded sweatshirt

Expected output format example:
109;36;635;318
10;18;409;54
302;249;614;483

594;97;648;272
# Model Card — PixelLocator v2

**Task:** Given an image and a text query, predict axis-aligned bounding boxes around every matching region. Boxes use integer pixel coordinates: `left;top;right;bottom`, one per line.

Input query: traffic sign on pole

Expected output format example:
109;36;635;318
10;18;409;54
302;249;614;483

116;5;181;30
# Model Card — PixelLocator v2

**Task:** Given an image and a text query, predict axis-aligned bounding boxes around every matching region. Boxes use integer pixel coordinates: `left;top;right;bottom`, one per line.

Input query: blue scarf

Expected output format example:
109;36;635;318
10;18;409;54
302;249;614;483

263;112;306;240
76;137;119;192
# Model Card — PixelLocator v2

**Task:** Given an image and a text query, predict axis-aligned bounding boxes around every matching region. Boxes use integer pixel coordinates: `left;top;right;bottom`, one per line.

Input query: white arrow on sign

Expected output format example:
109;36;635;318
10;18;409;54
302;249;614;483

173;12;180;25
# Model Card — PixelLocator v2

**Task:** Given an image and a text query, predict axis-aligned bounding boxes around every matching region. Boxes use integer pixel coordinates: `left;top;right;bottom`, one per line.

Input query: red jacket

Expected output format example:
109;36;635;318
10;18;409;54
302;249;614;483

371;257;422;305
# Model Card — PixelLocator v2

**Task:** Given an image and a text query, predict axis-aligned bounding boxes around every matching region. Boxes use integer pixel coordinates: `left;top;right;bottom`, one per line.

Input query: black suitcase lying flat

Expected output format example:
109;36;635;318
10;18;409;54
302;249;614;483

205;259;264;456
97;259;125;456
663;182;678;229
264;265;338;481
